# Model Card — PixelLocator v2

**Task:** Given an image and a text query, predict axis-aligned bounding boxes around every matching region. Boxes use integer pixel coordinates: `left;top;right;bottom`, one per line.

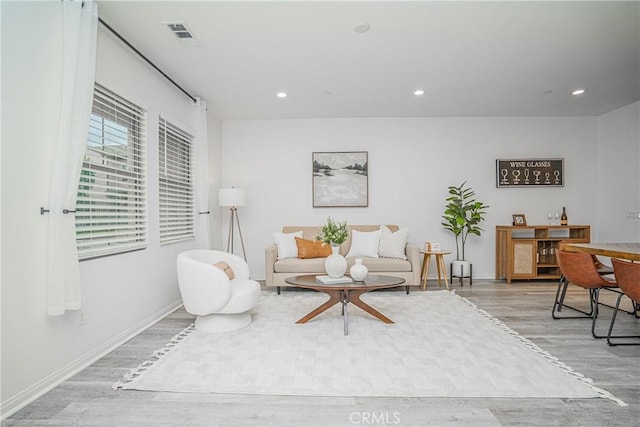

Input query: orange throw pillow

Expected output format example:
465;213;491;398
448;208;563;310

295;237;332;259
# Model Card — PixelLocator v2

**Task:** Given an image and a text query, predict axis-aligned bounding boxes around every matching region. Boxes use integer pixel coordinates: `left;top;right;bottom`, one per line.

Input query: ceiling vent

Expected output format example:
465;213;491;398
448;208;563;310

165;22;193;39
162;21;200;46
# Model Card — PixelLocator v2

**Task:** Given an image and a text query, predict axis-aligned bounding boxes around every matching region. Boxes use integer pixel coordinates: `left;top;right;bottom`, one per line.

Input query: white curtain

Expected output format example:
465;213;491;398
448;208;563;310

46;0;99;316
193;97;211;248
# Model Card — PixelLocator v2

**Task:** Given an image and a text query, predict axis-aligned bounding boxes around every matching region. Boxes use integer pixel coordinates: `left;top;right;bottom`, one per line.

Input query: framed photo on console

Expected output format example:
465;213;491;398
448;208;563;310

312;151;368;207
512;214;527;226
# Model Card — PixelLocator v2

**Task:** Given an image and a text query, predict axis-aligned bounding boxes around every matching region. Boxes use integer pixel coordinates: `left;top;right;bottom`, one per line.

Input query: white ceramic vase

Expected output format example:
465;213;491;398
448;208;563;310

452;259;471;278
325;246;347;278
350;258;368;281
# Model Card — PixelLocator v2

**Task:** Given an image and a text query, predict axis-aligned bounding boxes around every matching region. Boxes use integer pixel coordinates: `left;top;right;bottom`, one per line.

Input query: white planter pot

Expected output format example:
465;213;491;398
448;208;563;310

350;258;368;281
325;246;347;278
452;260;471;278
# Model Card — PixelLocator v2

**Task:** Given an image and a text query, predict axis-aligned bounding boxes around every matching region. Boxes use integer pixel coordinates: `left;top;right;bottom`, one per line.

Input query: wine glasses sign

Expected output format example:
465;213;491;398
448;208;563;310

496;159;564;187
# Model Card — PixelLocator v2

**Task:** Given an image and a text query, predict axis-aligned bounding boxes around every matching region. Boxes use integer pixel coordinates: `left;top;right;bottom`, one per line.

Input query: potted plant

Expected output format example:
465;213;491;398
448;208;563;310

316;217;349;247
316;217;349;278
441;182;489;278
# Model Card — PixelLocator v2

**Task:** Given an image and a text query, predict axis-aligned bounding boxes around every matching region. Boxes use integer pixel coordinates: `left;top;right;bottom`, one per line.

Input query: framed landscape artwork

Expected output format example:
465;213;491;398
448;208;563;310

312;151;368;207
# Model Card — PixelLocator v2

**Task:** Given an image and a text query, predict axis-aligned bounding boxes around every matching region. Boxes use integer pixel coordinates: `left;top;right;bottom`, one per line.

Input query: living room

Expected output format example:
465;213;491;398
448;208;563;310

2;1;639;424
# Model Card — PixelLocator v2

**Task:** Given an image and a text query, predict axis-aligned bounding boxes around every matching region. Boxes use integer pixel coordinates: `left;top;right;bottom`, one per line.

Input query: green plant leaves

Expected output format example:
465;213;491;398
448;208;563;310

316;217;348;245
441;181;489;260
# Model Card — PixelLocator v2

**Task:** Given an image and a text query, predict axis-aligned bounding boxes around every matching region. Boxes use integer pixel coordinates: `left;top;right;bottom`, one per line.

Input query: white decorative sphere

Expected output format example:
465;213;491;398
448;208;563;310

350;258;368;281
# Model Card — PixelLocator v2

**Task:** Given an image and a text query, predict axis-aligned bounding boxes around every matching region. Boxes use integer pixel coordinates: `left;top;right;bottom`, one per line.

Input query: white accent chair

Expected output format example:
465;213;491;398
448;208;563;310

177;250;261;333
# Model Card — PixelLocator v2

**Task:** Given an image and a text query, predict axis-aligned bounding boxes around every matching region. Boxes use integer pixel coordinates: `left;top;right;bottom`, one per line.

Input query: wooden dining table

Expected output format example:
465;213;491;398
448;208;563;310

559;242;640;262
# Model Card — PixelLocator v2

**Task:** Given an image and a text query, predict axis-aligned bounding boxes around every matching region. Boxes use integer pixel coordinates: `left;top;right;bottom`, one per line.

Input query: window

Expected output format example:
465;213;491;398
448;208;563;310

158;118;195;244
75;84;147;259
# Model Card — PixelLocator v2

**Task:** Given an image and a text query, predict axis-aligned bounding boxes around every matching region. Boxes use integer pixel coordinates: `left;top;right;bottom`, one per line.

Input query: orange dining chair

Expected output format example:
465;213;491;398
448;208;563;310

553;249;619;338
554;254;614;317
607;259;640;346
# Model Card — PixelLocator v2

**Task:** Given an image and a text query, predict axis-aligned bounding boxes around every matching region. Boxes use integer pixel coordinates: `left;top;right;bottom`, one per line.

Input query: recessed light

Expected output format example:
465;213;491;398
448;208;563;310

276;92;287;98
354;22;370;33
571;89;586;96
413;89;425;96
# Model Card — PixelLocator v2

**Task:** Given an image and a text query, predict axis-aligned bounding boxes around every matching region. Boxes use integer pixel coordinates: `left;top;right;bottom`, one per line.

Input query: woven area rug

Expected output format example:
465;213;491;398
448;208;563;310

114;290;622;404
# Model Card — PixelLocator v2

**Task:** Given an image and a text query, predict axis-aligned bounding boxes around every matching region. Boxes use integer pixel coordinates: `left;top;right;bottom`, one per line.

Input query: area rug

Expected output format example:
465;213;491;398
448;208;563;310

114;290;623;405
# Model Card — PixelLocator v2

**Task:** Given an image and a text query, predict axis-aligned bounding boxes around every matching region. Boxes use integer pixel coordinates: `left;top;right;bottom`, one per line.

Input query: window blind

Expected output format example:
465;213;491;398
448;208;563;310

159;118;195;244
75;84;148;258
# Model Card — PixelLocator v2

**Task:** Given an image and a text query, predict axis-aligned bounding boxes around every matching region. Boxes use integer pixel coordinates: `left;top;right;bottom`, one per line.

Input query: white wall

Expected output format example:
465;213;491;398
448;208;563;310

2;1;66;413
596;102;640;241
1;3;219;416
221;116;601;280
208;114;224;250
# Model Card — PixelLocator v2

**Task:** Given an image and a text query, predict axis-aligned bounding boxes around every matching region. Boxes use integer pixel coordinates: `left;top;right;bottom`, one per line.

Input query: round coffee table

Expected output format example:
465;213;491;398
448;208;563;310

284;274;406;335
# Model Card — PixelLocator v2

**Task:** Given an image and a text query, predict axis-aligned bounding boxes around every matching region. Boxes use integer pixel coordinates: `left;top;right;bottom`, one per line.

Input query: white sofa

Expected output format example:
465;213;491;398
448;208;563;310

265;225;420;294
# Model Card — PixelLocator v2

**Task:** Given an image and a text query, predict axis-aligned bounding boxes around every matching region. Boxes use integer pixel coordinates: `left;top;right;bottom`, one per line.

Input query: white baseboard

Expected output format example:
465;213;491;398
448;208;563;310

1;299;183;420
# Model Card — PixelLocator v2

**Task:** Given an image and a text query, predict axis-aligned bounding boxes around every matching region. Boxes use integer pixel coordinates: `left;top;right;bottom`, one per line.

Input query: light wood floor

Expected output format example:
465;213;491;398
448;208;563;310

4;281;639;426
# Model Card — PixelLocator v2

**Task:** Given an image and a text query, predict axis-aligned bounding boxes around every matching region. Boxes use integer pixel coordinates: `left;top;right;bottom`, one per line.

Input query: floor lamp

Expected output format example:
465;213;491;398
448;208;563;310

219;188;247;260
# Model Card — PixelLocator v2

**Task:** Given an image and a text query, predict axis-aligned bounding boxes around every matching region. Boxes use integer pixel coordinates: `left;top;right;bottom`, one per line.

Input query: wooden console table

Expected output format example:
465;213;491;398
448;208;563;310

495;225;590;283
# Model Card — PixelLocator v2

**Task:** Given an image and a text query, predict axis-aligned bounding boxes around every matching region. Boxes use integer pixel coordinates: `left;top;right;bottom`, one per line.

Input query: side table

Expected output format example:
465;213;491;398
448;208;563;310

420;250;451;291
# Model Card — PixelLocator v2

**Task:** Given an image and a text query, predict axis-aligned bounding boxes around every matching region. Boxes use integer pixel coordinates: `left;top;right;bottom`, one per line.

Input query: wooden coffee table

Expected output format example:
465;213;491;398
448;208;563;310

284;274;406;335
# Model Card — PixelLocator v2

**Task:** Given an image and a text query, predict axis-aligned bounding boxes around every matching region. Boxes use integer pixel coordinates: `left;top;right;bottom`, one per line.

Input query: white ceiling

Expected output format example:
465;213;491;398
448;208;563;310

97;1;640;120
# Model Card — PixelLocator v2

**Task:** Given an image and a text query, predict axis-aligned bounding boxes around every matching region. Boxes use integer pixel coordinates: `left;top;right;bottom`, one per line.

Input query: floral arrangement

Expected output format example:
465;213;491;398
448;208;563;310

316;217;349;246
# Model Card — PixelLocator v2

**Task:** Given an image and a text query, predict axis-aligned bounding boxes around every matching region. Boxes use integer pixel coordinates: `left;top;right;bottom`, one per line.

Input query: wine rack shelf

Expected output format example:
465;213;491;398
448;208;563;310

495;225;590;283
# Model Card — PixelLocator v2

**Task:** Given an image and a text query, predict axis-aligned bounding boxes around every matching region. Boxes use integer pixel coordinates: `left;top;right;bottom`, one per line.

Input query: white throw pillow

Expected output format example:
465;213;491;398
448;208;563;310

346;229;381;258
273;231;303;259
378;225;410;260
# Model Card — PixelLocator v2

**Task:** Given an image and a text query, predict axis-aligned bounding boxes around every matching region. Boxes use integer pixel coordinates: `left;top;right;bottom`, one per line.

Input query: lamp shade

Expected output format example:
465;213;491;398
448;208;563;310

218;188;247;207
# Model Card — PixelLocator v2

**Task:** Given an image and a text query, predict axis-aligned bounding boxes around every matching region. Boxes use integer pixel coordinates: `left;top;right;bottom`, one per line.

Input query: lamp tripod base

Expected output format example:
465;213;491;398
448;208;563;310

226;207;247;261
